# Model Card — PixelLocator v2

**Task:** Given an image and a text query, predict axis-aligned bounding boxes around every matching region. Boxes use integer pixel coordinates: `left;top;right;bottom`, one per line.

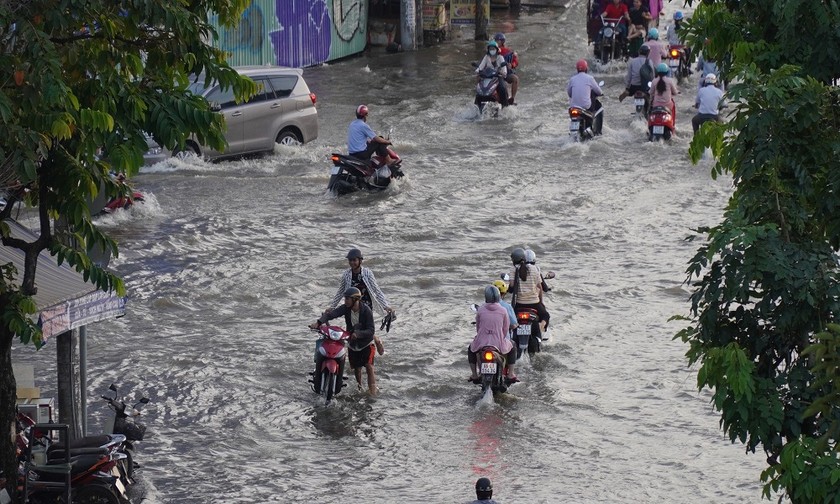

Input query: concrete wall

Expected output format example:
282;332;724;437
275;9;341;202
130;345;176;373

212;0;369;68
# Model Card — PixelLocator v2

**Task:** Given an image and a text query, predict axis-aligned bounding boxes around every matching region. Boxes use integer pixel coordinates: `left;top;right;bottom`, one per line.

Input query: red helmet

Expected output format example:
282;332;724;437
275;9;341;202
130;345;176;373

576;59;588;72
356;104;368;118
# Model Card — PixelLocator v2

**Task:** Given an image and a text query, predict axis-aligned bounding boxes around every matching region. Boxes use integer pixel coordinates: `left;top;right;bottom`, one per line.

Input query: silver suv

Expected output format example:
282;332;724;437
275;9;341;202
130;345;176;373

144;66;318;164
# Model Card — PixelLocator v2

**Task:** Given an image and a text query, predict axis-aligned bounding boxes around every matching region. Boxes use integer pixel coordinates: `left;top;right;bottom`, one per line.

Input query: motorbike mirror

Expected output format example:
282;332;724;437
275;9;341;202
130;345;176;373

471;61;479;68
140;397;150;404
470;303;479;313
500;273;511;282
598;80;605;86
647;81;652;89
109;384;117;392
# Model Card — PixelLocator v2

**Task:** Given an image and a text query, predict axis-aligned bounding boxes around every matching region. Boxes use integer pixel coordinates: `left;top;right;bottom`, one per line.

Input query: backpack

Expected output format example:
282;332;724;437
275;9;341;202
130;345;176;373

639;58;654;90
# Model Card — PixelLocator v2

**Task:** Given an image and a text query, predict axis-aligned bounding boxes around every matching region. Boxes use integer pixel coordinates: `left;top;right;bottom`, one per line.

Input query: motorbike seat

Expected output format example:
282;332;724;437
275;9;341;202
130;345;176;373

649;106;670;114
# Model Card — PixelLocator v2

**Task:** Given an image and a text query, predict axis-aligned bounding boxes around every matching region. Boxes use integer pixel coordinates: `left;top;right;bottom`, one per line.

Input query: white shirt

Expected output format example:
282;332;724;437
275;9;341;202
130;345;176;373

566;72;602;110
695;85;724;115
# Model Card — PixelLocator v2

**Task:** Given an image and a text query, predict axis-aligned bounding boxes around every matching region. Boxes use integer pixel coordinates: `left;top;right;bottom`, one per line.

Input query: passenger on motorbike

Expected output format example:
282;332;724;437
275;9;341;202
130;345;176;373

469;477;500;504
329;248;394;356
627;0;651;42
666;11;692;72
493;33;519;105
645;28;668;67
311;287;379;395
696;50;723;90
651;62;679;119
468;285;517;384
619;44;654;102
476;40;509;107
692;74;725;133
567;59;604;136
347;104;396;167
509;248;550;335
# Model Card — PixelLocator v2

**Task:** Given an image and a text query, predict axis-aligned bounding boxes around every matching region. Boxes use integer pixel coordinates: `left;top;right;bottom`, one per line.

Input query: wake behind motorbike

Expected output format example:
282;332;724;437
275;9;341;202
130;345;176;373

309;324;350;405
474;66;508;115
328;144;405;196
648;103;676;141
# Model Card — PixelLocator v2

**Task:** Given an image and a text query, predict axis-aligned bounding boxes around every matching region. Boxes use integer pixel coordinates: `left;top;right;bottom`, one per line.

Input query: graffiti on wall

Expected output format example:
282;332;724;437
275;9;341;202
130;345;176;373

220;3;265;54
332;0;363;42
270;0;365;67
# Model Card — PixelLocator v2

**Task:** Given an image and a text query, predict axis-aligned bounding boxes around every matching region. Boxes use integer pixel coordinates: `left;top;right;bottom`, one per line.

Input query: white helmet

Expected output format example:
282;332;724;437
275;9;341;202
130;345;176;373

524;249;536;264
704;74;718;86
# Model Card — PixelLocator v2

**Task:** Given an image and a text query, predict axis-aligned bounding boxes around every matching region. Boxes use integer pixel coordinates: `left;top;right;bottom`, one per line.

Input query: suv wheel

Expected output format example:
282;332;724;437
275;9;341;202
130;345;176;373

276;130;302;146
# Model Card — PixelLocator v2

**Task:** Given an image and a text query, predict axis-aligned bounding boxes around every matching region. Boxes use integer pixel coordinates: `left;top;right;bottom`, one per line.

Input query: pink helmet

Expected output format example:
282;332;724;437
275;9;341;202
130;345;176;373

576;59;588;72
356;104;368;118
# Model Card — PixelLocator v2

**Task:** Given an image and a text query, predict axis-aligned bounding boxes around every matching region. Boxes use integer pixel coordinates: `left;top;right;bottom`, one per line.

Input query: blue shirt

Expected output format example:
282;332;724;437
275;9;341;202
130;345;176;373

500;300;516;327
347;119;375;153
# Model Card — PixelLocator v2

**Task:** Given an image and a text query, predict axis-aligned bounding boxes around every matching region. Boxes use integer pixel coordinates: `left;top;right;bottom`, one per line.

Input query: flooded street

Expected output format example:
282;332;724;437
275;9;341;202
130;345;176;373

15;1;768;502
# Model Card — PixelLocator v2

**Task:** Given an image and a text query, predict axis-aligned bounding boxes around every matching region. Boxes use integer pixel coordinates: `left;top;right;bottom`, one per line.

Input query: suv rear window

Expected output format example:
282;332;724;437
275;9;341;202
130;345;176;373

268;76;298;98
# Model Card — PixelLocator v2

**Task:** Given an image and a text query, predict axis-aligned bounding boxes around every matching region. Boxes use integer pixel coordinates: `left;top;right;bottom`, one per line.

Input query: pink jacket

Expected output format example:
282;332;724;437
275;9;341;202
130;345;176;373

648;0;663;22
470;303;512;353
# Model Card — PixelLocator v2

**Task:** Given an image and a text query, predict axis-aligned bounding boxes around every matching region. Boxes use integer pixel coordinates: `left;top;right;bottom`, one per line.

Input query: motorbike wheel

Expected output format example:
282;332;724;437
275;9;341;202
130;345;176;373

122;447;135;480
322;370;336;404
74;484;121;504
600;44;609;64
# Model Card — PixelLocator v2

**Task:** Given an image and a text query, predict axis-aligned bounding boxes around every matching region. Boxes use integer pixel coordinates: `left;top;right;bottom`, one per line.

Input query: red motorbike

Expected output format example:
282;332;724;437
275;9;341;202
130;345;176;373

101;191;145;213
310;324;350;405
648;101;676;141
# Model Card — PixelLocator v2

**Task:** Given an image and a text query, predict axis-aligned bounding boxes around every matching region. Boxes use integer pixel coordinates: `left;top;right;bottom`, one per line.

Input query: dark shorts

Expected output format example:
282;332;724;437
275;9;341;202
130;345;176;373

349;345;375;369
349;141;389;160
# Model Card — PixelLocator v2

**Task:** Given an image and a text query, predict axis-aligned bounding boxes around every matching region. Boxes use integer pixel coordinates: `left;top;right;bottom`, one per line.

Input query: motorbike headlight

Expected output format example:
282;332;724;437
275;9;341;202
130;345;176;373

329;329;343;341
604;27;613;38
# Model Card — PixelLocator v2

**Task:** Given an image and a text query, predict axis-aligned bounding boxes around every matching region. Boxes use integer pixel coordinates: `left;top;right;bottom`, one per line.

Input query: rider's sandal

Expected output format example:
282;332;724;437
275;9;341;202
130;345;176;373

506;375;520;384
468;377;482;384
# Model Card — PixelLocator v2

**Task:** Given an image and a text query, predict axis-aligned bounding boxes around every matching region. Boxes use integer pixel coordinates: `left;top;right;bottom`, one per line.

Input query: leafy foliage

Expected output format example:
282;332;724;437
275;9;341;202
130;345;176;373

681;0;840;500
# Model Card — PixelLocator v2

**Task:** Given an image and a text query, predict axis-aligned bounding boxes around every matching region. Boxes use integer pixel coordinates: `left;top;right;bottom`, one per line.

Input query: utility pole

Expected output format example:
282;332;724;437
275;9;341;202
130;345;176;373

56;329;82;440
401;0;417;50
474;0;489;40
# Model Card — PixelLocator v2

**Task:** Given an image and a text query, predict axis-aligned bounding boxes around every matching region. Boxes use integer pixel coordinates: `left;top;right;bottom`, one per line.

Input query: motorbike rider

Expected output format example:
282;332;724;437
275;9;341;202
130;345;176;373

696;46;724;90
692;74;725;133
311;287;379;395
475;40;509;107
347;104;395;167
644;28;668;67
567;59;604;137
665;11;692;73
599;0;630;41
469;477;500;504
618;44;654;102
509;247;549;336
468;285;518;384
651;62;679;120
329;248;395;356
493;33;519;105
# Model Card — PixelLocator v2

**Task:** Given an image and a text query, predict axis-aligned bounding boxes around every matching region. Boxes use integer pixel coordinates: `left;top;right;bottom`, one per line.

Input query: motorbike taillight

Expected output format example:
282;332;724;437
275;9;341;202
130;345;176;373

517;312;532;322
670;49;679;58
482;351;494;362
569;109;581;118
330;155;340;165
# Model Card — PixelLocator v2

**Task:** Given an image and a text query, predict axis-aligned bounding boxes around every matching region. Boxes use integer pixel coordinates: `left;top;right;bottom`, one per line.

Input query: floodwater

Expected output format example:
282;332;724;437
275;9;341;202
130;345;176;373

14;1;769;502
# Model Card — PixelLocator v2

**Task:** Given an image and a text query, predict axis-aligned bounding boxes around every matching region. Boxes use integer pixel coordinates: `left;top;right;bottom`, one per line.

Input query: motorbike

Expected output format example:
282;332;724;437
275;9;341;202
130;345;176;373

595;16;627;63
101;384;149;482
633;89;650;120
667;45;691;85
309;324;350;405
514;308;542;359
648;103;676;141
474;66;508;115
476;346;508;395
101;191;144;214
328;140;405;195
568;84;605;142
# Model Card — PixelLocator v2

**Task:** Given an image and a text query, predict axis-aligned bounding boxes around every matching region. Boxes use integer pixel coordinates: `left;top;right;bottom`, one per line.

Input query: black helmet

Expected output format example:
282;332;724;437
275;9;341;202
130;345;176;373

484;285;501;303
346;248;363;260
343;287;362;300
639;44;650;56
475;478;493;499
510;247;526;264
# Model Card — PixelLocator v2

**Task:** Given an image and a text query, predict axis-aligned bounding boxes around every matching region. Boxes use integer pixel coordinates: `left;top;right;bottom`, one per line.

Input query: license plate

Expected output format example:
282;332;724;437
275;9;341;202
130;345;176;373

669;59;679;68
480;362;497;374
653;125;664;134
516;324;531;335
115;478;126;495
634;98;645;106
330;165;340;175
569;120;580;131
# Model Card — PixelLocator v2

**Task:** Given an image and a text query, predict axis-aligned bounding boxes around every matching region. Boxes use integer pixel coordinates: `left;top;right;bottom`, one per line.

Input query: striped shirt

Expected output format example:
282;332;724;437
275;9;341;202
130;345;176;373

509;264;542;305
330;267;391;314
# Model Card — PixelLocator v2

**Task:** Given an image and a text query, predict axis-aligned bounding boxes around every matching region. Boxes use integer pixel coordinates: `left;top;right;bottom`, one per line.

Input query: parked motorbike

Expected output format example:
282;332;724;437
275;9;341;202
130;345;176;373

667;45;690;84
328;139;405;195
595;16;627;63
648;103;676;141
474;66;507;115
309;324;350;405
101;384;149;481
476;347;508;395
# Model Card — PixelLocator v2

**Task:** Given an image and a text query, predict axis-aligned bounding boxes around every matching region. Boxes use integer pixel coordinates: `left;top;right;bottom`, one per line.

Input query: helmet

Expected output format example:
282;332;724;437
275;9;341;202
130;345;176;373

639;44;650;56
647;28;659;40
524;249;536;264
492;279;509;296
576;59;588;72
355;104;368;119
343;287;362;300
511;247;526;264
656;63;669;75
484;285;501;303
346;248;363;260
704;73;718;85
674;11;684;20
487;40;498;49
493;32;506;42
475;478;493;500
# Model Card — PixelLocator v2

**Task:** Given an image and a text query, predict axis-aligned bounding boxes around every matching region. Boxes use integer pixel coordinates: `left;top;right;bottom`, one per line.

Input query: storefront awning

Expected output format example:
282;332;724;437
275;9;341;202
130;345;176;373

0;219;126;340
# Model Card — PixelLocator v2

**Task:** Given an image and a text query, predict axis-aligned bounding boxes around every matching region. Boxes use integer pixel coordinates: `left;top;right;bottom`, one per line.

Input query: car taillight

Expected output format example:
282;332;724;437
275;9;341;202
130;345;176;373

483;351;494;362
309;93;317;105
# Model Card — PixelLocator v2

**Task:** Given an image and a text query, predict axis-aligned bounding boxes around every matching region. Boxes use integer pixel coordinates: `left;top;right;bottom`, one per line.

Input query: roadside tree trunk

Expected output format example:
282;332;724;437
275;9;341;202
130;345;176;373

0;319;18;502
475;0;489;40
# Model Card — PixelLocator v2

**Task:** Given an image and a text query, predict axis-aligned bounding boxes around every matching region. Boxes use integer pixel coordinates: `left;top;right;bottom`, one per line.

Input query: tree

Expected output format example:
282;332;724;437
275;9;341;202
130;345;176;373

0;0;256;499
678;1;840;501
